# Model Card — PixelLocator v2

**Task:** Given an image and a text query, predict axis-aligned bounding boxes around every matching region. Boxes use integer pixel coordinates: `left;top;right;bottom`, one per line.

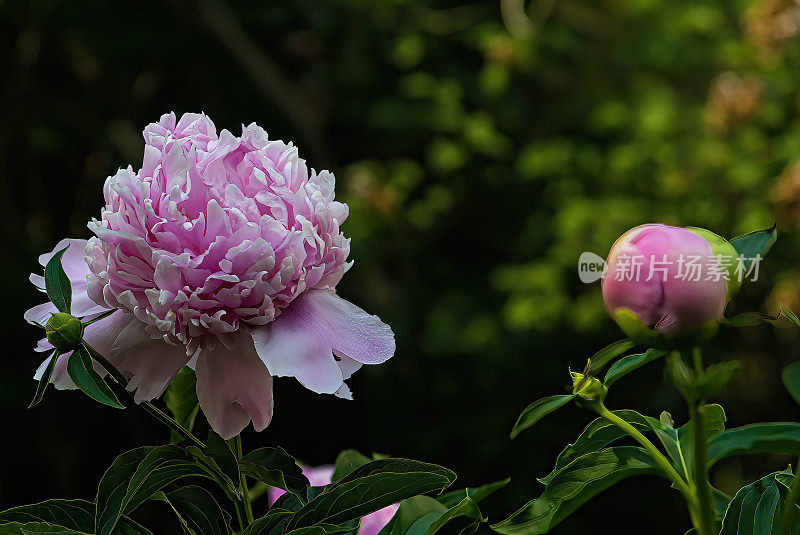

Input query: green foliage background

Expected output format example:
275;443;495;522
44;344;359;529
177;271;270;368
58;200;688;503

3;0;800;532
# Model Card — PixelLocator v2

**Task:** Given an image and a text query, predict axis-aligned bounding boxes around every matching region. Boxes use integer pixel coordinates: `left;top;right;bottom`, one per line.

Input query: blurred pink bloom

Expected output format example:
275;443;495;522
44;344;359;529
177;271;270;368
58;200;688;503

25;112;395;439
601;224;728;336
267;465;399;535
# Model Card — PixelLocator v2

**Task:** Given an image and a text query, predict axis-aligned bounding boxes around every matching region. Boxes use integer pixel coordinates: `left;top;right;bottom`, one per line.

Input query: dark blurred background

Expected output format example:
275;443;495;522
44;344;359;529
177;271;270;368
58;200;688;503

3;0;800;533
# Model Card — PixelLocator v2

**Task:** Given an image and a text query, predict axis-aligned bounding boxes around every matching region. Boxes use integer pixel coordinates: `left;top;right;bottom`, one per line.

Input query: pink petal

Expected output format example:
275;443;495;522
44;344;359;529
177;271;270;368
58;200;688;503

108;318;191;403
34;351;76;390
24;302;57;326
37;239;89;282
250;323;345;395
195;330;274;439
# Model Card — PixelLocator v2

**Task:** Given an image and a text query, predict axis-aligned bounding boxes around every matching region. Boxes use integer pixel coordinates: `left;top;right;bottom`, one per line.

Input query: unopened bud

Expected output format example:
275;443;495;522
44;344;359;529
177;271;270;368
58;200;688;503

45;313;83;352
570;371;607;403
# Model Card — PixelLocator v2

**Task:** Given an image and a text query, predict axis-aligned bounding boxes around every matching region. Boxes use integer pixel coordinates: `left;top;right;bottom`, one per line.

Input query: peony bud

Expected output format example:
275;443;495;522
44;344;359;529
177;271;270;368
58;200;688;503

45;312;83;352
570;371;607;403
602;224;737;344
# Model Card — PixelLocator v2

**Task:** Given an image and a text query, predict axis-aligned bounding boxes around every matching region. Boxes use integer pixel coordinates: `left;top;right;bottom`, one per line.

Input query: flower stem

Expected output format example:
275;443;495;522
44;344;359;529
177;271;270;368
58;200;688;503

594;403;695;503
687;347;715;535
234;434;255;524
779;459;800;534
82;342;205;449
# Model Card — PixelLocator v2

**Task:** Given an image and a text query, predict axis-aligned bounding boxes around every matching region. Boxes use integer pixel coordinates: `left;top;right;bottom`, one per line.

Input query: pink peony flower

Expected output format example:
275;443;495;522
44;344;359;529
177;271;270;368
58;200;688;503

25;112;395;439
267;465;399;535
602;224;737;339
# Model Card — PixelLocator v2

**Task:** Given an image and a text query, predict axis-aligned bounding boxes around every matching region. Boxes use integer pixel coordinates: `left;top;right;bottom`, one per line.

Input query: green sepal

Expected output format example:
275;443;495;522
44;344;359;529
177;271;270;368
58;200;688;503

67;345;124;409
44;247;72;314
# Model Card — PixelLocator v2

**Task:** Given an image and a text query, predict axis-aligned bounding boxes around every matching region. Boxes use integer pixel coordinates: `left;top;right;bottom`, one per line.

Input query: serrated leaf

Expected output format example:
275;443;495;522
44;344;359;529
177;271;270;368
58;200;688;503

29;350;60;408
240;447;309;501
44;247;72;314
68;345;124;409
492;447;662;535
586;338;636;374
287;458;456;530
729;225;777;271
332;449;372;482
603;349;667;387
164;368;199;444
510;395;575;439
95;445;211;535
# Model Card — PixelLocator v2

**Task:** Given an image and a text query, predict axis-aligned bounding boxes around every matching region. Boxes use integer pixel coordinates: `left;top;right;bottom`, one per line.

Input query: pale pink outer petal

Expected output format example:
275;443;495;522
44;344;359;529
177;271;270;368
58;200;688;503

250;323;345;395
360;504;401;535
196;330;274;440
25;302;58;326
107;317;192;403
251;289;393;396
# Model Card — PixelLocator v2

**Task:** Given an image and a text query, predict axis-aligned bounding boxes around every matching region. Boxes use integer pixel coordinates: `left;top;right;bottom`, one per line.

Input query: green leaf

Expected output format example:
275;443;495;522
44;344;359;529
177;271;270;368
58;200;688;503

510;395;575;439
437;478;510;508
159;486;231;535
44;247;72;314
677;404;727;479
164;368;199;444
720;470;800;535
377;496;447;535
603;349;667;387
0;522;88;534
783;307;800;328
783;362;800;406
241;510;295;535
287;458;456;530
538;410;653;485
185;432;241;500
729;224;777;271
586;338;636;374
95;445;211;535
491;447;663;535
721;313;766;327
426;497;484;534
0;499;151;535
695;362;741;399
67;345;124;409
708;423;800;467
205;432;240;490
28;350;60;408
332;449;372;482
240;447;309;501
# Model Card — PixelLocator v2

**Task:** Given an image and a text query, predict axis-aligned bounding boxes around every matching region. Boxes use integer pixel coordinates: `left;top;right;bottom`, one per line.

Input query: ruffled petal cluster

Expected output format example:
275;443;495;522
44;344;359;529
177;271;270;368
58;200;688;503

26;112;395;439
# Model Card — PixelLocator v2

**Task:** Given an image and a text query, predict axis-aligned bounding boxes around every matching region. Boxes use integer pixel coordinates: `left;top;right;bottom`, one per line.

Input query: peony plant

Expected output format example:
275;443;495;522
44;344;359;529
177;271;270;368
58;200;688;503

492;222;800;535
4;113;505;535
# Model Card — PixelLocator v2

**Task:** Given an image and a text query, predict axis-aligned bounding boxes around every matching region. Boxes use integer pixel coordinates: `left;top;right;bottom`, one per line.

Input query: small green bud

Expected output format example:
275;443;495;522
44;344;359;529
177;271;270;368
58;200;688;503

570;371;607;403
45;312;83;352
